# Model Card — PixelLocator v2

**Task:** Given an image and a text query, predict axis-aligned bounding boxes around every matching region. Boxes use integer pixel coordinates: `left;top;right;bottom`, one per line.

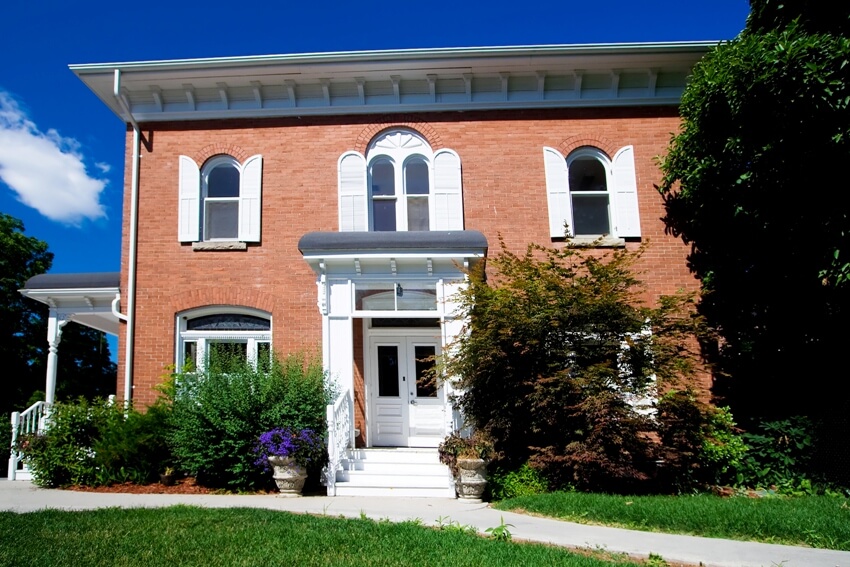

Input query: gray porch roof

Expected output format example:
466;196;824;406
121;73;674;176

20;272;122;335
298;230;488;256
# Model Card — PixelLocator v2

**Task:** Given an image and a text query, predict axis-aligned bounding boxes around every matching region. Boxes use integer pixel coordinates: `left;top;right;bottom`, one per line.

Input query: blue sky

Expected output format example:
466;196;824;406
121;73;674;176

1;0;750;278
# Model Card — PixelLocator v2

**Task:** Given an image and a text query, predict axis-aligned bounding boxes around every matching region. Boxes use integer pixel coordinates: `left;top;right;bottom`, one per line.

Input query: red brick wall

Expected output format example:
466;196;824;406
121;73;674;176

117;107;701;406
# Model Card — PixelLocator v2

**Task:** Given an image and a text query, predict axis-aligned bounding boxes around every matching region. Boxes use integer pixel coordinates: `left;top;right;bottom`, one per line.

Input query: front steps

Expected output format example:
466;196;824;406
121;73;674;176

334;447;455;498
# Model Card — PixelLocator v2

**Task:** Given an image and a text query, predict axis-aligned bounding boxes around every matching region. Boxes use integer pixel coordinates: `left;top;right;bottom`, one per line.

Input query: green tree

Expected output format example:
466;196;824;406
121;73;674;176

658;1;850;483
0;213;53;416
443;238;707;492
0;213;116;417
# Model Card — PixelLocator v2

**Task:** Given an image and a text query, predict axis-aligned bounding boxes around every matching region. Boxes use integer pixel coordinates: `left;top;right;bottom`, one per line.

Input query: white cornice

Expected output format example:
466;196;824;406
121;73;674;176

71;42;718;123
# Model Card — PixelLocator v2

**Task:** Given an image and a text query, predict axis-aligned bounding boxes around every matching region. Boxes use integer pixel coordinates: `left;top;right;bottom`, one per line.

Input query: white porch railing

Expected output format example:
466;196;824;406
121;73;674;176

8;401;49;480
322;389;354;496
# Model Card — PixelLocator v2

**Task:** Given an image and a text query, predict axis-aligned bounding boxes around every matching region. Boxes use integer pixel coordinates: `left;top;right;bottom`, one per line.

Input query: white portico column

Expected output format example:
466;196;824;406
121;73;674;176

45;310;69;405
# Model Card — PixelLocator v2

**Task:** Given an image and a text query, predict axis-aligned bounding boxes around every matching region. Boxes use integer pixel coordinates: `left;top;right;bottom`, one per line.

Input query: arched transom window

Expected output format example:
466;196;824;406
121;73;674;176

177;307;271;371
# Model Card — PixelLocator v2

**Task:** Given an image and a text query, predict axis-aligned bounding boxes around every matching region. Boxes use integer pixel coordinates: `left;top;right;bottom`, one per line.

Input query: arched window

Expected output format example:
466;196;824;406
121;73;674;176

178;154;263;243
567;148;611;236
202;156;241;240
177;307;271;372
337;129;463;232
367;131;432;232
543;145;641;240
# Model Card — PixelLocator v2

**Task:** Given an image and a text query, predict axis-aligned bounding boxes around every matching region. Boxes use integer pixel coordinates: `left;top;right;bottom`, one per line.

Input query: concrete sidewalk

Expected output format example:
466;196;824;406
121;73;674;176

1;480;848;567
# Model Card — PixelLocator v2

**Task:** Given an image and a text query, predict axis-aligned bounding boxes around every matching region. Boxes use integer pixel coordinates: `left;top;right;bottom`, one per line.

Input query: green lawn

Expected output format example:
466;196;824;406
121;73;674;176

494;492;850;550
0;506;642;567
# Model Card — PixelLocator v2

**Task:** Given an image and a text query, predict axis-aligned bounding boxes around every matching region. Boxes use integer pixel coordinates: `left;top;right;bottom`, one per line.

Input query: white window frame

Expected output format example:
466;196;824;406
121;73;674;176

202;155;241;241
176;307;272;372
337;129;464;232
567;147;614;238
178;154;263;243
543;145;641;241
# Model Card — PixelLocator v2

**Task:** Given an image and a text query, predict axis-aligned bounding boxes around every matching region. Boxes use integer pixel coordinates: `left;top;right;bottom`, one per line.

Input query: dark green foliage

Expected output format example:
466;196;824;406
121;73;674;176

658;2;850;486
444;238;706;492
739;416;816;492
657;391;747;491
0;213;115;447
167;351;330;491
17;398;170;487
437;430;494;477
0;213;52;419
488;462;550;501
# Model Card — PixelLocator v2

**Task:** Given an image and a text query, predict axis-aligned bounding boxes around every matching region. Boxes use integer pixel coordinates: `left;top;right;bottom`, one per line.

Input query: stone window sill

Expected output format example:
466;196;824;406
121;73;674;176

192;241;248;251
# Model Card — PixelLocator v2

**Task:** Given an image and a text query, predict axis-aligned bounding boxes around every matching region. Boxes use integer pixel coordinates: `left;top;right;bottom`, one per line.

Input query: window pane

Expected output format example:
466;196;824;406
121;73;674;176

355;282;396;311
373;200;397;232
371;160;395;196
414;346;437;398
206;201;239;239
405;160;429;195
208;341;248;371
377;346;400;397
208;164;240;198
257;342;271;374
572;194;611;235
188;314;271;331
396;284;438;311
569;157;607;192
407;197;430;231
183;341;197;372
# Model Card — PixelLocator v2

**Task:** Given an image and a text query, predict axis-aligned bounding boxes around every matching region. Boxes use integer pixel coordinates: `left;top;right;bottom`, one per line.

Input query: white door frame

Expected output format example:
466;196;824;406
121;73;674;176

364;321;446;447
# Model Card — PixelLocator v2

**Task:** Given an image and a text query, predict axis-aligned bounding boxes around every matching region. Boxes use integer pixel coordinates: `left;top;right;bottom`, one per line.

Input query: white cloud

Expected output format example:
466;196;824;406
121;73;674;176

0;91;108;225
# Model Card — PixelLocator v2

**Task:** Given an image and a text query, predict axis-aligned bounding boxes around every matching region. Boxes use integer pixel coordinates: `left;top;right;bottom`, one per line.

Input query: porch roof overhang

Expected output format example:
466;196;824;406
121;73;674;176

298;231;487;277
19;272;122;335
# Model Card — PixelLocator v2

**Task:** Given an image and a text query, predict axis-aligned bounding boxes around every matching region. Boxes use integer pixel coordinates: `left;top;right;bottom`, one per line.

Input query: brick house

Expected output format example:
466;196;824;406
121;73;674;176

12;44;706;494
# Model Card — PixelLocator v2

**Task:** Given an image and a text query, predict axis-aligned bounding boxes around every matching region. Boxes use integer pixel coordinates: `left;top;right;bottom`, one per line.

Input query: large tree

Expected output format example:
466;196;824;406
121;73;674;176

658;0;850;458
0;213;115;419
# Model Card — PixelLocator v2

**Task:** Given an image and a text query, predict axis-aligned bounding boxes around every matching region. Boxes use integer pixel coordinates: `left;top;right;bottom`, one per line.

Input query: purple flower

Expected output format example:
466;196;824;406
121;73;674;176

254;427;325;470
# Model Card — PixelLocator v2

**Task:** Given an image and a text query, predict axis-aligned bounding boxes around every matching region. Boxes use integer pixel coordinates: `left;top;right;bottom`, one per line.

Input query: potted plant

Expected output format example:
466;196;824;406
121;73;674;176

159;466;177;486
438;430;494;502
254;427;325;496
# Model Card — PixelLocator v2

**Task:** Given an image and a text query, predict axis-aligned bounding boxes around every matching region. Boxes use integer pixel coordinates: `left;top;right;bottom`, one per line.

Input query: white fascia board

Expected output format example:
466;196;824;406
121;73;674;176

20;287;120;305
69;42;719;73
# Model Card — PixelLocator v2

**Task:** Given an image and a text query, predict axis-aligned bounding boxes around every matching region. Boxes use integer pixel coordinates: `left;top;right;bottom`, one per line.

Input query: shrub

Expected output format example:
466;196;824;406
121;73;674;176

16;398;170;488
739;416;816;493
489;462;549;500
443;237;708;493
167;351;330;491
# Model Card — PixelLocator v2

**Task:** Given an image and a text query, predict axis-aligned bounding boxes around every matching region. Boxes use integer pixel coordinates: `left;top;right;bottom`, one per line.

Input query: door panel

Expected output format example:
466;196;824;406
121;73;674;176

369;336;444;447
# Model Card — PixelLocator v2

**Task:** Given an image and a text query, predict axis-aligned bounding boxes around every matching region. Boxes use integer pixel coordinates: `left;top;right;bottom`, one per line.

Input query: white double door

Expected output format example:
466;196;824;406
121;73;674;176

368;335;445;447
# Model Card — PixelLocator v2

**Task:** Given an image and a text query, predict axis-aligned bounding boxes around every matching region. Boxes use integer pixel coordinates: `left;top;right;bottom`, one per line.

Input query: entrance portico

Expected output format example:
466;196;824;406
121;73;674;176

299;231;487;450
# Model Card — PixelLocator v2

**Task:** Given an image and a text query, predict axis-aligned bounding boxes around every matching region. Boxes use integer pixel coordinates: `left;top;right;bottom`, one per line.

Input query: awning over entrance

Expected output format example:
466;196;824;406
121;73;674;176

19;272;122;404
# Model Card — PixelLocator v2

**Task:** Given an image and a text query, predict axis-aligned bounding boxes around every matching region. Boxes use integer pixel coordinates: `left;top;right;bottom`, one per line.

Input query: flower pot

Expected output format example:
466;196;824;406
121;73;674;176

267;456;307;497
159;473;176;486
455;457;487;502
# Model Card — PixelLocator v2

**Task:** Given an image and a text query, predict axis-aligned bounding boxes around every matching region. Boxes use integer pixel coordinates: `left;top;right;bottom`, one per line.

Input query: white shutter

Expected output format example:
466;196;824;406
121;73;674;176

432;149;464;230
238;154;263;242
612;145;641;238
178;155;200;242
338;152;368;231
543;147;572;238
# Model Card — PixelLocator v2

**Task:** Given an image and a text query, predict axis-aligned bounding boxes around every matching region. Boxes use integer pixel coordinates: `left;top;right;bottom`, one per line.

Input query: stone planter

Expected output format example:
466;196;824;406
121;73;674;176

268;456;307;497
455;457;487;502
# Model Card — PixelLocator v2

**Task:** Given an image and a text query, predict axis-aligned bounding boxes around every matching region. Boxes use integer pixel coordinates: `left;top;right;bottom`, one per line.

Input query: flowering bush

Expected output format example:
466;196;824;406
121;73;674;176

254;428;326;470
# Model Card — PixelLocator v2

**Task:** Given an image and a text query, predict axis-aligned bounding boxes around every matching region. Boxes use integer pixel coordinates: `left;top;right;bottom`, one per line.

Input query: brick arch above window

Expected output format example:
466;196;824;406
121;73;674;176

166;289;279;316
354;118;443;154
194;143;250;165
557;135;618;161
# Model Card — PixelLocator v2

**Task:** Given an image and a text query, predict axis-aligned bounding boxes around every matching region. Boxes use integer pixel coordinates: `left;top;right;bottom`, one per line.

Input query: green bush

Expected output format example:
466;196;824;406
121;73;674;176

489;462;549;500
16;398;170;488
166;351;331;491
739;416;816;493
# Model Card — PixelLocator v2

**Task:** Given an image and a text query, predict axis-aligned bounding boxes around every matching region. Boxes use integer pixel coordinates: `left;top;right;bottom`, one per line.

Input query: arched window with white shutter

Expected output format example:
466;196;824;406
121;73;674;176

337;129;463;232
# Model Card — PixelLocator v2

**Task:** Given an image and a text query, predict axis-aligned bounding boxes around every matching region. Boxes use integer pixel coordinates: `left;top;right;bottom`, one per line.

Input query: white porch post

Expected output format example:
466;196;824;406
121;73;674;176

44;309;69;405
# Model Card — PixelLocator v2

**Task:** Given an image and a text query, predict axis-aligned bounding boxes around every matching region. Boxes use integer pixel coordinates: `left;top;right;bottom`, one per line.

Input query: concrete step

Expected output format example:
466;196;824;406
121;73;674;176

345;448;442;465
334;485;456;498
333;447;455;498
